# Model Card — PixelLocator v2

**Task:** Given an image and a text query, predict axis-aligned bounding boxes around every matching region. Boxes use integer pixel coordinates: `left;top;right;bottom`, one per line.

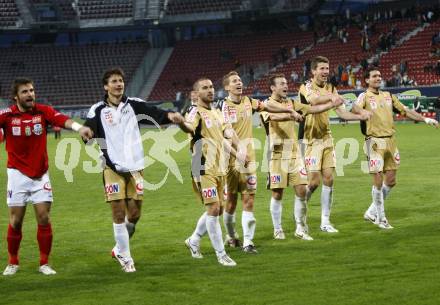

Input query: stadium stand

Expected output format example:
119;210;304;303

148;15;422;101
58;0;78;20
77;0;133;19
165;0;242;15
0;0;20;27
148;31;314;101
0;41;149;105
378;20;440;86
244;19;419;95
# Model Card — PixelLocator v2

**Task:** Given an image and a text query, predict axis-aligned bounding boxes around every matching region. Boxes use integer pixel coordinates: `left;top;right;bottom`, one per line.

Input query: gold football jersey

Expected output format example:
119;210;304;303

355;90;406;137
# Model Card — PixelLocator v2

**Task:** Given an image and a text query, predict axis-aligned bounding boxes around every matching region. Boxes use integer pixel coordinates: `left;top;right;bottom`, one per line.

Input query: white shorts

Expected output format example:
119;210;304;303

6;168;53;206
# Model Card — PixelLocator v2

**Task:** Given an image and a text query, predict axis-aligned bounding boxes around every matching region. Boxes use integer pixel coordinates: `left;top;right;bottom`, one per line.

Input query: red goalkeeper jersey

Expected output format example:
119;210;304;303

0;104;69;178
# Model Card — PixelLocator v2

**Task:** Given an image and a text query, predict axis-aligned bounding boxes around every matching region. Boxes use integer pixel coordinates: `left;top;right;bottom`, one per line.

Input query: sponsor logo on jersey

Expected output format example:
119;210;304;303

11;118;21;125
246;175;257;190
370;99;377;110
12;126;21;136
43;182;52;191
299;167;308;177
394;152;400;164
228;106;238;123
33;123;43;135
369;159;382;169
32;116;42;123
270;174;281;184
0;108;12;115
105;183;120;194
187;107;198;123
305;82;313;95
221;103;229;123
135;182;144;195
201;111;212;128
385;96;392;106
355;92;365;106
245;103;252;116
305;156;318;167
7;190;12;198
104;110;113;124
25;126;32;136
202;187;217;199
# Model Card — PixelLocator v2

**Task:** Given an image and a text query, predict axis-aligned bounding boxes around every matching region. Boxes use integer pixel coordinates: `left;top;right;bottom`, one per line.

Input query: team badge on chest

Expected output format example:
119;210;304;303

25;126;32;136
33;124;43;135
12;126;21;136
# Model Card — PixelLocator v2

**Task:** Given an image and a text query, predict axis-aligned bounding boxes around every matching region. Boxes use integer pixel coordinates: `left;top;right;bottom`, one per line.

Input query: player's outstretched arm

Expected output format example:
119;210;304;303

308;100;340;114
336;107;372;121
308;94;335;105
351;104;363;114
263;101;294;114
64;119;93;141
267;113;294;122
175;120;195;134
405;109;439;127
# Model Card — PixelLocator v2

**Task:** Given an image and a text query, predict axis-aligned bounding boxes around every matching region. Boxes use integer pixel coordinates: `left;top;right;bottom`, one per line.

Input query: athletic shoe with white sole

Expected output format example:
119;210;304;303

39;264;57;275
376;218;394;230
273;229;286;240
3;264;19;276
320;224;339;233
185;238;203;259
364;210;377;223
217;254;237;267
295;227;313;241
121;259;136;273
112;246;136;272
242;244;258;254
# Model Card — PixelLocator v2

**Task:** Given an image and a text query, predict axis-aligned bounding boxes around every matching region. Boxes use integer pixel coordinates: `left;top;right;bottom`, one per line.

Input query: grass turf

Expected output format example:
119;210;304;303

0;123;438;305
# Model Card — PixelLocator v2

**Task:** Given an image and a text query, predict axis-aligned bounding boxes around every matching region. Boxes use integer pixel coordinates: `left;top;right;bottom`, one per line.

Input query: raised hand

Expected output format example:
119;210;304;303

79;126;93;141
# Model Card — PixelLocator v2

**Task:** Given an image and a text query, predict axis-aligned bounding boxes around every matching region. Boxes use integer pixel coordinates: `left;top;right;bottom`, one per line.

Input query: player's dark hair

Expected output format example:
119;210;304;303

311;56;329;70
268;74;286;92
102;67;125;86
193;77;211;91
363;67;380;80
11;77;34;97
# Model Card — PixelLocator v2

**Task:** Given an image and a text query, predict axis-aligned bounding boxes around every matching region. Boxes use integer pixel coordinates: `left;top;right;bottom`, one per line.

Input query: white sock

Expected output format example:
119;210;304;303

321;185;333;226
368;183;392;216
372;186;385;221
366;185;377;215
206;215;226;257
223;211;236;238
294;196;307;227
305;186;313;202
125;216;136;238
270;197;282;230
382;183;392;200
190;212;207;245
113;223;131;257
242;211;256;247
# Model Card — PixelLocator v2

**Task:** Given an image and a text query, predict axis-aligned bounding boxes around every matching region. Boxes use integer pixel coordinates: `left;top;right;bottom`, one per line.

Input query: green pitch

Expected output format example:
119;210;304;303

0;124;439;305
